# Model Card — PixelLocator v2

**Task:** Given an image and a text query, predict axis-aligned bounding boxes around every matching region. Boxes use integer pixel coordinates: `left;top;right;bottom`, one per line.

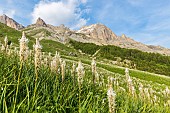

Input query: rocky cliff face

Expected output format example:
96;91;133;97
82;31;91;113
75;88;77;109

0;14;24;30
77;24;117;43
35;17;47;27
76;24;170;55
24;18;72;43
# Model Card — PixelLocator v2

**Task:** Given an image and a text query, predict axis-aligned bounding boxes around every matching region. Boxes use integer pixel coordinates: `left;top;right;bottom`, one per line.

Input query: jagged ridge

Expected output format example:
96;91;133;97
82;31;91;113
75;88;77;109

0;14;24;30
1;14;170;55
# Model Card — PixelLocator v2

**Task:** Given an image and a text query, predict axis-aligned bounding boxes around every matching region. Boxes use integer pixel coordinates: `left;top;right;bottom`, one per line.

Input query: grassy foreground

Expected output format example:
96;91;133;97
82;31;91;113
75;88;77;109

0;50;170;112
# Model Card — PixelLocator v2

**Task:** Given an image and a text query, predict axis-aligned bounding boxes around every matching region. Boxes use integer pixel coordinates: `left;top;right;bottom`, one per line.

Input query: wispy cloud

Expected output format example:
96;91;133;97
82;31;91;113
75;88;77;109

31;0;89;29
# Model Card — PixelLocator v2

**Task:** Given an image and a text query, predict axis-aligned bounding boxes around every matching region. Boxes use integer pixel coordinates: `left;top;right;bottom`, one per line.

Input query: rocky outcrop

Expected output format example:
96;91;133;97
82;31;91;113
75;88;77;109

77;24;117;44
23;20;72;43
0;14;24;30
35;17;47;27
76;24;170;55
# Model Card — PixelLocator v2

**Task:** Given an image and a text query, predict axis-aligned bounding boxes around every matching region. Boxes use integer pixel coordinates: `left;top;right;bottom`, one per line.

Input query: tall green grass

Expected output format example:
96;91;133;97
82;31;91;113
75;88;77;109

0;50;170;112
0;52;108;112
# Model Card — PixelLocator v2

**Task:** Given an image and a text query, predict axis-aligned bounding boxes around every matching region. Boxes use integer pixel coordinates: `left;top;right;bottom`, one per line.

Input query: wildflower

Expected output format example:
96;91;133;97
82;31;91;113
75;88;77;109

125;68;129;81
71;63;76;77
144;88;150;100
61;60;66;82
91;58;97;83
43;57;48;67
4;35;8;50
19;31;29;62
164;86;170;97
153;95;157;103
34;38;42;69
127;76;135;96
139;83;144;98
9;42;12;48
51;57;57;71
7;48;11;55
1;44;5;51
55;51;61;73
14;47;17;53
108;76;114;88
48;52;52;59
107;85;116;113
76;61;85;86
42;52;45;58
125;68;135;96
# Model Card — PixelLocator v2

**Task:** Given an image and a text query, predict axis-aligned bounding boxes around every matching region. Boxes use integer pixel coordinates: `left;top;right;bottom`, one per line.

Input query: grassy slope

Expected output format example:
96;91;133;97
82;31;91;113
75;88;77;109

62;55;170;86
0;23;77;55
0;23;35;49
40;39;78;56
1;51;169;112
69;40;170;76
1;23;170;86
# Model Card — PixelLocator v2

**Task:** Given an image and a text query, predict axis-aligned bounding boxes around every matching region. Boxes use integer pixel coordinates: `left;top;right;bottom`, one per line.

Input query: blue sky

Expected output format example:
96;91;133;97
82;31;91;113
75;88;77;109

0;0;170;48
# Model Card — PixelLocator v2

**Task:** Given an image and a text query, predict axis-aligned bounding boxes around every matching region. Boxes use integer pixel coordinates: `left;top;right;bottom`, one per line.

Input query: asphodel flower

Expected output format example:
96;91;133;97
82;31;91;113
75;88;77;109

91;58;97;83
125;68;136;96
34;38;42;69
76;61;85;86
1;44;5;51
19;31;29;62
61;60;66;82
4;35;8;50
55;51;60;73
107;83;116;113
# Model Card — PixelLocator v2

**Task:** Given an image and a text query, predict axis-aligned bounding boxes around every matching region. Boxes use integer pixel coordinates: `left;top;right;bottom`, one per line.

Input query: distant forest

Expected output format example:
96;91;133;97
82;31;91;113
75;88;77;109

70;40;170;76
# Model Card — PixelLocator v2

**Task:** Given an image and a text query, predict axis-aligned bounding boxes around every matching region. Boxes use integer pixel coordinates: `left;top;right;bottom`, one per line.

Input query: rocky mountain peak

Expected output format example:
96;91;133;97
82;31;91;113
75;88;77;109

121;34;127;38
35;17;47;27
77;24;117;43
0;14;24;30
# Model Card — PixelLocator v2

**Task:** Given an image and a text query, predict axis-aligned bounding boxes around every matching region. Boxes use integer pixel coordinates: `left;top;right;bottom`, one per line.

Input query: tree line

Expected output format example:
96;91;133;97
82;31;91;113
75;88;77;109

70;40;170;76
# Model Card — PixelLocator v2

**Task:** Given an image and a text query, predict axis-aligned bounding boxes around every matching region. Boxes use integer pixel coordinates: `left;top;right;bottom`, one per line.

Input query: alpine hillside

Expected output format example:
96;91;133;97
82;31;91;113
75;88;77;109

1;14;170;55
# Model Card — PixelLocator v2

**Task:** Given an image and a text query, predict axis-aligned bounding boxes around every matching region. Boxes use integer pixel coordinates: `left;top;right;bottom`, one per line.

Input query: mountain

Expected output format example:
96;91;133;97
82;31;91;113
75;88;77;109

23;19;170;55
77;24;170;55
24;18;71;43
0;14;24;30
1;14;169;55
2;19;170;76
35;17;47;27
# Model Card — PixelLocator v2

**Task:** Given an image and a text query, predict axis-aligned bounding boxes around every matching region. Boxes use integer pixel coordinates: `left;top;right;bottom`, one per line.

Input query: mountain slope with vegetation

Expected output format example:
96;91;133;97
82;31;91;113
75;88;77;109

1;21;170;77
0;20;170;112
0;39;170;112
70;40;170;76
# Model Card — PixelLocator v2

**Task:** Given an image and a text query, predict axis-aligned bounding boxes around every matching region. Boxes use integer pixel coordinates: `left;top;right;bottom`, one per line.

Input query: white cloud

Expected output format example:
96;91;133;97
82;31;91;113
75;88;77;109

32;0;88;29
